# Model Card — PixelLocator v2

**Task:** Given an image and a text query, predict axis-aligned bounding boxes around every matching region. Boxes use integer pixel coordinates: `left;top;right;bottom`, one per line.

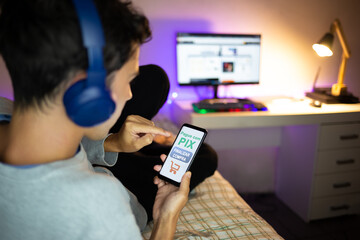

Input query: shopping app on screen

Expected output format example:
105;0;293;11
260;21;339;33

161;126;205;183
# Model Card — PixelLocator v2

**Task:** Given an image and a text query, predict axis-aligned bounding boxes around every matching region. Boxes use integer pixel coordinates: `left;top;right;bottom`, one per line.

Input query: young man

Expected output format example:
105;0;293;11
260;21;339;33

0;0;191;239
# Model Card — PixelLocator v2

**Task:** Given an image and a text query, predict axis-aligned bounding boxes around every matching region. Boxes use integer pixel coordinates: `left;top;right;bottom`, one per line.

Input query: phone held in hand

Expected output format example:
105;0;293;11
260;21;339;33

158;123;207;187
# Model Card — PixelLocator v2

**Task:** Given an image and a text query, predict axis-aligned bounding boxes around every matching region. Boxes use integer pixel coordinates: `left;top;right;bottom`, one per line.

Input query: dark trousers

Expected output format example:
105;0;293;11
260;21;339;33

108;65;218;221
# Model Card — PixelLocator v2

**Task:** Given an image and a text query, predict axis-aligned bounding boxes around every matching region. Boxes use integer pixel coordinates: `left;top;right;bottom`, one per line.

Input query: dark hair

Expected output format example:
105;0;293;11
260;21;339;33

0;0;151;110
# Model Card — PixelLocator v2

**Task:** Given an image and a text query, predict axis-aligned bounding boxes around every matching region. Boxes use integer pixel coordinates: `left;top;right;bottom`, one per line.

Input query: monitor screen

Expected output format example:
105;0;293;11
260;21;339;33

176;33;261;86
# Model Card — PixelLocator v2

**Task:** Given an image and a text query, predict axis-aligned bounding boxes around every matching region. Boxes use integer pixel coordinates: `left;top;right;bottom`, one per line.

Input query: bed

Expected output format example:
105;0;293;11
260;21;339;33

142;171;283;239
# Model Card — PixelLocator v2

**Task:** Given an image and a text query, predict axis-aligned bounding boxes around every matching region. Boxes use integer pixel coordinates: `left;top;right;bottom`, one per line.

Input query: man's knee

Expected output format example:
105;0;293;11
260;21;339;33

137;64;170;94
191;142;218;176
200;143;218;174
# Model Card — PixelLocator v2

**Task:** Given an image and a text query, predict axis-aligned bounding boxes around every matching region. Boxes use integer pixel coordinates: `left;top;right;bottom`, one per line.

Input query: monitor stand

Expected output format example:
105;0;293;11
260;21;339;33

213;85;219;99
202;85;243;103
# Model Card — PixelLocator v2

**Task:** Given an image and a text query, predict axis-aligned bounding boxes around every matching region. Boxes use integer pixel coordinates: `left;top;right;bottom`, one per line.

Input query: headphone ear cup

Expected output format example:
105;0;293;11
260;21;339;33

63;79;116;127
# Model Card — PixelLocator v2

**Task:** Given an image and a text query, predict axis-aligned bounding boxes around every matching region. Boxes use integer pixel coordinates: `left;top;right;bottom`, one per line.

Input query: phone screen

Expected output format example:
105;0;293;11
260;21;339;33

159;124;207;186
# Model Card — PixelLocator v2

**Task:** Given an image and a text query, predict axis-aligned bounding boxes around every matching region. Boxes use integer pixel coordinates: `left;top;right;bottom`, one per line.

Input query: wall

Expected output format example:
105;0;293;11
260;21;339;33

0;57;12;100
132;0;360;102
2;0;359;100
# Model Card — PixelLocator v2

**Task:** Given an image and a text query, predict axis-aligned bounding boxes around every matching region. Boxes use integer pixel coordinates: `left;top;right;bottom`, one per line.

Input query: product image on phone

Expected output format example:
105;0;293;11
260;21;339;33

158;123;207;186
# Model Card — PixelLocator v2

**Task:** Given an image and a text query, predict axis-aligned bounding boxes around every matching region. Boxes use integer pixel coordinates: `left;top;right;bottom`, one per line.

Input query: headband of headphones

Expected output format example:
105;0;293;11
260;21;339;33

72;0;106;86
64;0;115;127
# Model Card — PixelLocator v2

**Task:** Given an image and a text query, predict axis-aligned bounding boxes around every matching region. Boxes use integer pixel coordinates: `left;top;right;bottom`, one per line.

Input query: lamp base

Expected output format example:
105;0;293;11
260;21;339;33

331;83;347;96
306;88;359;104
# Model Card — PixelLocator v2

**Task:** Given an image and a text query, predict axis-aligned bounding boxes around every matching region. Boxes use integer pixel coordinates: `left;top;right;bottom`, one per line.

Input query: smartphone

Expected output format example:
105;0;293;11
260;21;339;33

158;123;207;187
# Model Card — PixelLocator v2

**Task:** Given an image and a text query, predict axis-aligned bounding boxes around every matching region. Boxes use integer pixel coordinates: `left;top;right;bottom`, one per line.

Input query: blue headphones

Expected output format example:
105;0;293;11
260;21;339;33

63;0;115;127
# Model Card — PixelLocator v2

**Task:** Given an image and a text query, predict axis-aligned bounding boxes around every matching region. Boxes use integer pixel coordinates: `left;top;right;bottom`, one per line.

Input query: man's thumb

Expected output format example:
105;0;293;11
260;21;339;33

179;171;191;193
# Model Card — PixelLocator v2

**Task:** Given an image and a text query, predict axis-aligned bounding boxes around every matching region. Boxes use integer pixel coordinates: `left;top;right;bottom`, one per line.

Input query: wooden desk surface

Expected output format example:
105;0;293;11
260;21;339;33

172;97;360;129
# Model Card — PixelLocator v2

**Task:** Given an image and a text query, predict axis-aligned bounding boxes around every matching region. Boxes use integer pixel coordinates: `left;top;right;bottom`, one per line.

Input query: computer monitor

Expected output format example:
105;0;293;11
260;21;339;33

176;32;261;99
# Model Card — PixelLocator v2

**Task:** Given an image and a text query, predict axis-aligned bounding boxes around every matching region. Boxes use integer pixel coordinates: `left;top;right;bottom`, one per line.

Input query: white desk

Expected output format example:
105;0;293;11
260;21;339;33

172;97;360;129
171;97;360;221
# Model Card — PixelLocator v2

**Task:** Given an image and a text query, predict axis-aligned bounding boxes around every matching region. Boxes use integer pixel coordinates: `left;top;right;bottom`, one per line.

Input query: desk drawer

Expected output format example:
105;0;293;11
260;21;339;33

318;123;360;150
310;193;360;220
313;171;360;197
316;148;360;174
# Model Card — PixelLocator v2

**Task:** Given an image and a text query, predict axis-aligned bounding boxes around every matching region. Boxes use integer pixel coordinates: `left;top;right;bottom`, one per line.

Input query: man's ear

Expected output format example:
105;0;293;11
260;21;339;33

60;71;87;104
66;72;87;89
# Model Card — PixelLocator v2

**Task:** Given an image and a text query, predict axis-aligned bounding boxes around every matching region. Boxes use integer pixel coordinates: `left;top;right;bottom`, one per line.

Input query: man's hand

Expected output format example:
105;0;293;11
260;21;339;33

104;115;171;153
152;154;191;222
150;154;191;239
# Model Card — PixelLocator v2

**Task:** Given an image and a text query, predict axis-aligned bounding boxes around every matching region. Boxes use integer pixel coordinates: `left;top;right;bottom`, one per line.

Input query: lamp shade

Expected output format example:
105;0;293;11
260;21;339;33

312;32;334;57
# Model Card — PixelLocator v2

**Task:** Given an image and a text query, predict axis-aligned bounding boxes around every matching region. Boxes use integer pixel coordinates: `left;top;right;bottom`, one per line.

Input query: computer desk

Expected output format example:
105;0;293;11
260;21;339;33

172;97;360;129
171;97;360;221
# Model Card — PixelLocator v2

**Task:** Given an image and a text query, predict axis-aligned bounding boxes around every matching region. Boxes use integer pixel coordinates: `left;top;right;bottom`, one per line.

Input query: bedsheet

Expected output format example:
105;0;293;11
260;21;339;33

142;171;283;239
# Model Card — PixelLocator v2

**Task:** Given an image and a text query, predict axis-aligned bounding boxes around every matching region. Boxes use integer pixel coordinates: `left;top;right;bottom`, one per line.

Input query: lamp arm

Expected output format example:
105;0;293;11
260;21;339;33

333;19;351;58
337;53;348;86
330;19;351;96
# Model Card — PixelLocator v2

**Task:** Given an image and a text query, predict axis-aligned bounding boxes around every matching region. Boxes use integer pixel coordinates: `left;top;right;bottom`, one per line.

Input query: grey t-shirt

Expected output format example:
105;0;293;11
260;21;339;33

0;97;147;240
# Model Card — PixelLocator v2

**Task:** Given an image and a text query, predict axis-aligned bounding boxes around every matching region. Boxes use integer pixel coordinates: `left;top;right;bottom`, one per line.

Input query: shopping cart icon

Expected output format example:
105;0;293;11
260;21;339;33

170;160;180;174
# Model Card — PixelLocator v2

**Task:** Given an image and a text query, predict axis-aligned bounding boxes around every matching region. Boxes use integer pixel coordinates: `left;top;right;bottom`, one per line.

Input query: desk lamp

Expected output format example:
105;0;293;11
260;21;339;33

306;19;359;103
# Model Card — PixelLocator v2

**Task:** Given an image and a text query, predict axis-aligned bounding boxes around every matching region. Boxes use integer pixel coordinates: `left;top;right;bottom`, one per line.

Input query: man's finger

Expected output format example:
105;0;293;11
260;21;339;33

153;165;162;172
153;176;166;188
179;171;191;194
132;124;171;137
130;133;153;151
160;154;167;162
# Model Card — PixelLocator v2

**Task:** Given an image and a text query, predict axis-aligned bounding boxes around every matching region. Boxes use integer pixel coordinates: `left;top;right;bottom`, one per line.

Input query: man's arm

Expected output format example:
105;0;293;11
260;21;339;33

150;155;192;240
83;115;169;165
149;214;178;240
81;135;118;166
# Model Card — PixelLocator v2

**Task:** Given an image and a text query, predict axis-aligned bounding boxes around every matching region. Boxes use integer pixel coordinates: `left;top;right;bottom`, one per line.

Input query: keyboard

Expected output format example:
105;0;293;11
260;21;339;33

192;98;268;113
